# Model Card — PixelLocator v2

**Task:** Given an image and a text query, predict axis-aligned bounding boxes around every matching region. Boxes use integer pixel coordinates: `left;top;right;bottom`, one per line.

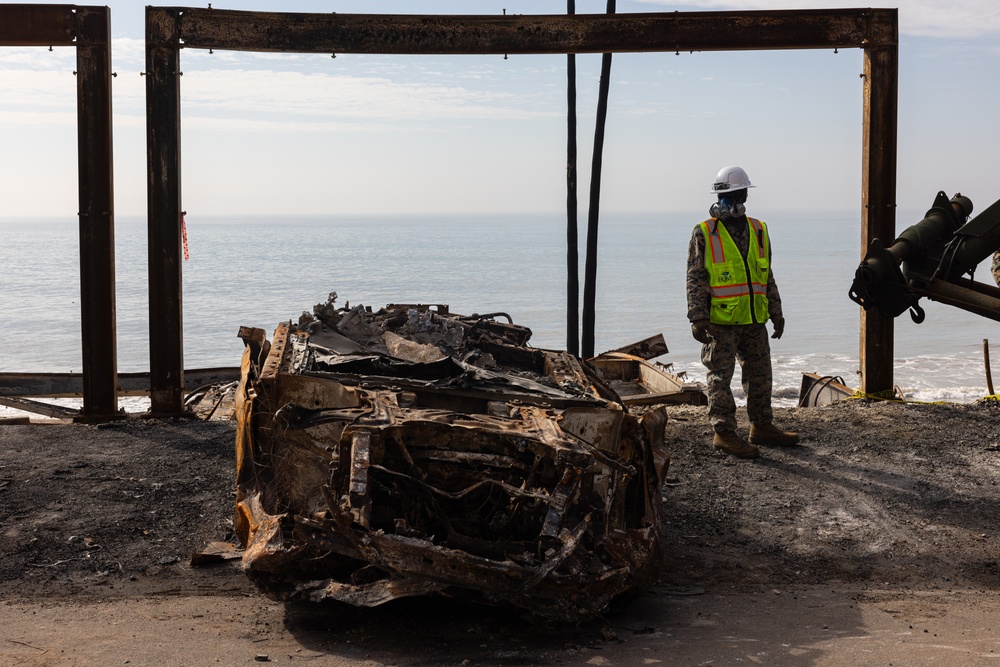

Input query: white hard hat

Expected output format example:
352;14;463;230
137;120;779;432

710;165;755;195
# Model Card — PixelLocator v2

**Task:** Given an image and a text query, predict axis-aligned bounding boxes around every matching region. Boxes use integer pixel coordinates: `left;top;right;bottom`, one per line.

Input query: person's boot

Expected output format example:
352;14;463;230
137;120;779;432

712;430;760;459
749;422;800;446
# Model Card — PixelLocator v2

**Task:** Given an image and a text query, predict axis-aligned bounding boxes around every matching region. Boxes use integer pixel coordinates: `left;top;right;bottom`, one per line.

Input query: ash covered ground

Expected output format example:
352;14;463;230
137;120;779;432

2;400;1000;663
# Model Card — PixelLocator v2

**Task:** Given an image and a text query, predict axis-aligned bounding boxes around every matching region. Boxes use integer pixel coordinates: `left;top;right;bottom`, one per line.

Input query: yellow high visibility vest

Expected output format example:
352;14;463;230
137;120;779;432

699;217;771;325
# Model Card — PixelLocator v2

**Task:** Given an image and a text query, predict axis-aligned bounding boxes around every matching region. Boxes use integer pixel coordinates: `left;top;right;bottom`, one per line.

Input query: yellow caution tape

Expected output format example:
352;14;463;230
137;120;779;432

844;388;972;405
846;388;903;402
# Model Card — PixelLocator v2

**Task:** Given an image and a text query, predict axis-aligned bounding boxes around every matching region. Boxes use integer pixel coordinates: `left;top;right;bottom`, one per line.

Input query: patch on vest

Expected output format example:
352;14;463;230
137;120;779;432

719;271;733;283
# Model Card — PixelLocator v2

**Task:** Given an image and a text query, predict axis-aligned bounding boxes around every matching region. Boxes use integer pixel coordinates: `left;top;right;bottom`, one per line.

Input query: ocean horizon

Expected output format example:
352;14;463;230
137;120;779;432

3;209;999;414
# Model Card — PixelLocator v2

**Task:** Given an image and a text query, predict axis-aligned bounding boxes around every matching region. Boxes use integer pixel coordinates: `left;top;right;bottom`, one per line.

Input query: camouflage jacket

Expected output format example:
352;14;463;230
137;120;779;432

686;215;783;323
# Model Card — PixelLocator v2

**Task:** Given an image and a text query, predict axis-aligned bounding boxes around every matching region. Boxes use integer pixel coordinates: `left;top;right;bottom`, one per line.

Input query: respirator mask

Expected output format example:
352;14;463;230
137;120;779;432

709;191;747;220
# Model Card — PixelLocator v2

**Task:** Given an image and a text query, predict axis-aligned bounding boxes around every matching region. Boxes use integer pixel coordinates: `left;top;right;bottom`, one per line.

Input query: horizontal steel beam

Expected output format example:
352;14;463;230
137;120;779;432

0;367;240;398
164;7;896;55
0;4;78;46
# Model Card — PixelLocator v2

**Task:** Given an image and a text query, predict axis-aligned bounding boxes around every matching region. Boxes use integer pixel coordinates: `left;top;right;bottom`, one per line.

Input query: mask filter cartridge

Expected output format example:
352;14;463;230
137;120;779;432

710;197;746;220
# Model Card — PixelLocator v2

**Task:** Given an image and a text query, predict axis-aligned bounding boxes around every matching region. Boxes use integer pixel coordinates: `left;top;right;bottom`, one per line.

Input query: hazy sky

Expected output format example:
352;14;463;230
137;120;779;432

2;0;999;220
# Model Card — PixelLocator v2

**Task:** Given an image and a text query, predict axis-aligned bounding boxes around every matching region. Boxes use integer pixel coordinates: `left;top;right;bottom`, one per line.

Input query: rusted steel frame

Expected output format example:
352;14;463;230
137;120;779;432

146;6;897;410
169;7;894;54
581;2;615;359
75;6;119;420
1;5;120;420
565;1;579;356
146;8;185;415
0;5;77;46
859;10;898;396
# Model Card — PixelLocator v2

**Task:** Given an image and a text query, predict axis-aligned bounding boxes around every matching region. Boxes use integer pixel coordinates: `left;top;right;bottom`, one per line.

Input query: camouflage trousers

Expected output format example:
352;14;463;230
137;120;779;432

700;323;773;433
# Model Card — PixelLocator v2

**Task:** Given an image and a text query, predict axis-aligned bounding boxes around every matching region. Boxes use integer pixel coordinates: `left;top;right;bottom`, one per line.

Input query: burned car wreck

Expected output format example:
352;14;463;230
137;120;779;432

234;296;679;620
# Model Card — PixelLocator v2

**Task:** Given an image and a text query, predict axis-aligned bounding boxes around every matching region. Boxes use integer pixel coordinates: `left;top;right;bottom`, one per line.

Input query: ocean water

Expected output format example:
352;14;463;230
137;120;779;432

2;211;999;411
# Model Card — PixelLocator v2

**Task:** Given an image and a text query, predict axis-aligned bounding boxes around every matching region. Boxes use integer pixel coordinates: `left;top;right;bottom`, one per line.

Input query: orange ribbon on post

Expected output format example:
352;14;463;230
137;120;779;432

180;212;189;262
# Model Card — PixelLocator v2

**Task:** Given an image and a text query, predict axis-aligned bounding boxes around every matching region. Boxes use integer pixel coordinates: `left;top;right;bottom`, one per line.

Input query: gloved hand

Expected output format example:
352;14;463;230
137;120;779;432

691;319;712;345
771;316;785;340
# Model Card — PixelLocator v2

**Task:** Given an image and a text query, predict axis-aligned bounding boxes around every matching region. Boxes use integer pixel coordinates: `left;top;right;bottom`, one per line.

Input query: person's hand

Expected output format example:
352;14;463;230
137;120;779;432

691;319;712;345
771;316;785;340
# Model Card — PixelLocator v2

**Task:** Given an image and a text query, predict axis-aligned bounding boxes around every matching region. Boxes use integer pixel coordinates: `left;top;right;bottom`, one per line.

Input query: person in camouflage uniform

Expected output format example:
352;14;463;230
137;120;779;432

686;166;799;458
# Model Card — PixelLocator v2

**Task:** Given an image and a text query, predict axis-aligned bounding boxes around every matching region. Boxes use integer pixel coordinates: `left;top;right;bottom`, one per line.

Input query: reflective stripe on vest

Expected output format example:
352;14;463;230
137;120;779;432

699;217;771;325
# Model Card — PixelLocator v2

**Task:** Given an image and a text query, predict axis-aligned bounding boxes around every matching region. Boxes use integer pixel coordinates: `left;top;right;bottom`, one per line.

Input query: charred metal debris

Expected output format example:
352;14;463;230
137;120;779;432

234;294;695;620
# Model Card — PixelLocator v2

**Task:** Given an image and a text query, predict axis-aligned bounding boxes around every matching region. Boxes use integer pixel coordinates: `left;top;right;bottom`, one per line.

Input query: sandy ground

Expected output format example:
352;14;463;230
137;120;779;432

3;399;1000;665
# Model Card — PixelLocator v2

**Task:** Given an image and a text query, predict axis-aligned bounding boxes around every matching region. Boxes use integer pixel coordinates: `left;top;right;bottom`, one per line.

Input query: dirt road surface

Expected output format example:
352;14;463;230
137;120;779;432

2;400;1000;665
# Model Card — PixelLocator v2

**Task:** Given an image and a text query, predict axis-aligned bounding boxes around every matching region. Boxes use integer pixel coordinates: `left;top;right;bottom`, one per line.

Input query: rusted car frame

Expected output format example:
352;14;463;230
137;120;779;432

234;297;671;620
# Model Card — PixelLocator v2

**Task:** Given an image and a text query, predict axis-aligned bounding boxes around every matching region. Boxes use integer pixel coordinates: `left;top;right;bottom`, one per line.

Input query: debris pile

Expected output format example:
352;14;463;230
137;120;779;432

234;294;672;620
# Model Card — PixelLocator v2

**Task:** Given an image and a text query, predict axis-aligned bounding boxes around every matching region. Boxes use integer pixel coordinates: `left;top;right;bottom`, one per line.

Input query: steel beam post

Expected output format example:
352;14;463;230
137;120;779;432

75;6;119;419
146;8;185;415
565;1;579;356
859;10;898;396
1;4;119;420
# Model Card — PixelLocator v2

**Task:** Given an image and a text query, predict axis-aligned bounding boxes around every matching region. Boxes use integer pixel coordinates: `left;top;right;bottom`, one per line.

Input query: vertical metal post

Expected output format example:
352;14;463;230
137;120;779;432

859;10;898;396
581;0;615;359
146;7;185;415
75;6;119;420
566;0;579;356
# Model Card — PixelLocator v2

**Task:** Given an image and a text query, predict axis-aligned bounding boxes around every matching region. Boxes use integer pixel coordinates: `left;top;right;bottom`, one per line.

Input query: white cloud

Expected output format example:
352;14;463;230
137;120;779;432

182;114;396;134
0;48;561;133
0;69;76;110
0;47;75;69
179;69;560;127
0;109;76;127
633;1;1000;39
110;37;146;71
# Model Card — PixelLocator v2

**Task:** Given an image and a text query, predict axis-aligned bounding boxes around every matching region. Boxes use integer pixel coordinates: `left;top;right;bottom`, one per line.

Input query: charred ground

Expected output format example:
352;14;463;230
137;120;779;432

2;399;1000;659
660;401;1000;593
